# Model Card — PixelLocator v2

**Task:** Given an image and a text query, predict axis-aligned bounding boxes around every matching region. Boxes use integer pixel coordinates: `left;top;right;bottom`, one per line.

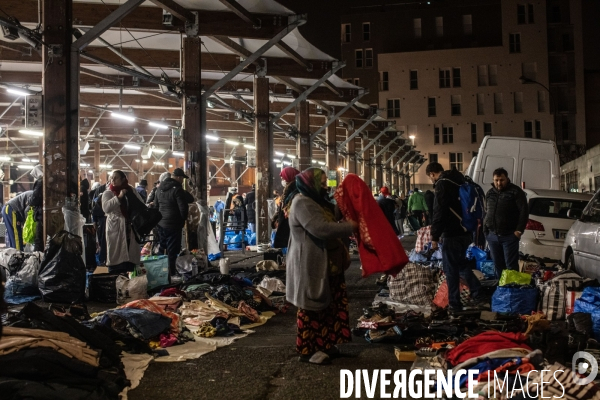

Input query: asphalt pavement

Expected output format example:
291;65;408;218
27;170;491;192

128;235;417;400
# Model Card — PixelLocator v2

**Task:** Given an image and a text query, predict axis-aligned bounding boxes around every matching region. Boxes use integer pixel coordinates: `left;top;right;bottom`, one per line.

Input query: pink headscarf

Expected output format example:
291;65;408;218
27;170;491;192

280;167;300;183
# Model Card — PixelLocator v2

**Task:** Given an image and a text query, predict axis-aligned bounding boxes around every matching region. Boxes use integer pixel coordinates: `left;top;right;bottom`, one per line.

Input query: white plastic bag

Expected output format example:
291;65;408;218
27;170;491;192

116;274;148;305
62;206;86;267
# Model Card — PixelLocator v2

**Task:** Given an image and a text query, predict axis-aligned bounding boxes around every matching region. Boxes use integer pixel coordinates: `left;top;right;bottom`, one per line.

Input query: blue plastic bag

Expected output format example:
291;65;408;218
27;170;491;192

491;285;538;315
574;287;600;341
477;260;497;279
249;233;257;245
468;246;489;262
141;255;169;290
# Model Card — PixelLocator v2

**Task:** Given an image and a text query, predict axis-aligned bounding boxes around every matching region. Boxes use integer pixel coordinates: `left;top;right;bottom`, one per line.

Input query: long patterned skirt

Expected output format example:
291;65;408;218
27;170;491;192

296;273;352;355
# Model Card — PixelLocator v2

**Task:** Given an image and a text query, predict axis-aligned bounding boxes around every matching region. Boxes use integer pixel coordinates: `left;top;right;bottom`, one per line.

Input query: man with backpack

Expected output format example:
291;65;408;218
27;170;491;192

426;162;482;315
484;167;529;275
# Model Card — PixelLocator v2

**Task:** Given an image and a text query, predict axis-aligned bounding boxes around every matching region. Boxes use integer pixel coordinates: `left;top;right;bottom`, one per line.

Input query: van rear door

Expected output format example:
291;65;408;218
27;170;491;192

482;156;517;186
521;159;552;189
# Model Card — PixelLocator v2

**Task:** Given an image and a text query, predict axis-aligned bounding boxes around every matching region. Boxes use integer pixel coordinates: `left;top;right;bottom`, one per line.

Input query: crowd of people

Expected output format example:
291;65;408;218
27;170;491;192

0;162;531;368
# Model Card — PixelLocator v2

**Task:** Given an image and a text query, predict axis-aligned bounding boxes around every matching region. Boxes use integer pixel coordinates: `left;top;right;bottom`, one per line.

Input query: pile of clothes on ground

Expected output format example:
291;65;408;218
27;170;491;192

1;235;288;398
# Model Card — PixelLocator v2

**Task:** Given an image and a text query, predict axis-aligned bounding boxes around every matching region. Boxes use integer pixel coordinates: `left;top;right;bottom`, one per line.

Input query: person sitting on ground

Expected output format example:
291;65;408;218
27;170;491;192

286;168;357;365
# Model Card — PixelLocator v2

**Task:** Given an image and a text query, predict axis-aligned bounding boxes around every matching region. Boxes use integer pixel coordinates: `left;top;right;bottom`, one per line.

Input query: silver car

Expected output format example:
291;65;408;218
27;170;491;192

563;190;600;280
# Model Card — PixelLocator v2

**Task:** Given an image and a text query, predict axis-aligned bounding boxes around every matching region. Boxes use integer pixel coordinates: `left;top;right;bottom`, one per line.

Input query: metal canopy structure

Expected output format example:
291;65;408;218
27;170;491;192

0;0;423;240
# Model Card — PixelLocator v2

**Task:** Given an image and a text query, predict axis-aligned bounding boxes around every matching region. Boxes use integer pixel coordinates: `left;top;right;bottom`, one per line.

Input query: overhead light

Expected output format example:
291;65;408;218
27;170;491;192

318;161;326;166
134;159;141;162
124;144;141;150
172;151;184;157
273;158;279;163
17;165;34;170
142;160;148;164
22;158;38;163
169;164;173;168
149;121;169;129
99;164;112;169
6;88;33;96
207;101;215;109
409;135;416;140
154;161;164;165
286;154;295;159
88;170;94;174
205;134;219;141
243;144;256;150
18;129;43;137
312;159;318;164
282;161;292;166
275;151;285;157
225;140;240;146
111;112;135;122
152;148;165;154
0;156;11;161
80;163;90;167
338;167;346;171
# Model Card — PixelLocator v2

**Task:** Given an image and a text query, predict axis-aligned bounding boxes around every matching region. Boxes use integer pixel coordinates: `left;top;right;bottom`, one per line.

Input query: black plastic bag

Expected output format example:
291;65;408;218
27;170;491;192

38;231;86;303
125;191;162;242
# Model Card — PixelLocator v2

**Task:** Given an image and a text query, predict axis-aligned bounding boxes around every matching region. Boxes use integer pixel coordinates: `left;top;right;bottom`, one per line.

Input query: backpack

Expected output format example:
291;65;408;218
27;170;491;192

125;191;162;243
441;177;486;233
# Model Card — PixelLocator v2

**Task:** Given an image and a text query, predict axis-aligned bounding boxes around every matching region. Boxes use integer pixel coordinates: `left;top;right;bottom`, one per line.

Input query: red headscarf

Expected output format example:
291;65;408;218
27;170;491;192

109;176;130;218
280;167;300;183
380;187;390;197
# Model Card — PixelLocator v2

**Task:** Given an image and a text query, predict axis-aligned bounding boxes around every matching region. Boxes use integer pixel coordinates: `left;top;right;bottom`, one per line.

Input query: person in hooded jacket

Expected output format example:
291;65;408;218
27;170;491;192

155;168;195;277
102;170;145;273
2;190;33;251
426;162;481;315
273;167;300;249
80;178;91;222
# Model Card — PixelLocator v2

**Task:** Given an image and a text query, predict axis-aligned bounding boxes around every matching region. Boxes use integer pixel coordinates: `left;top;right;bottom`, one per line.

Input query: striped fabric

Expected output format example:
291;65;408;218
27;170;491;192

540;271;584;321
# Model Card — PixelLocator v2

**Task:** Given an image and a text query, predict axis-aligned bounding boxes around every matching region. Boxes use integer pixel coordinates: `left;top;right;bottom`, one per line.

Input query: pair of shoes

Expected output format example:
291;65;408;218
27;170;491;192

298;351;331;365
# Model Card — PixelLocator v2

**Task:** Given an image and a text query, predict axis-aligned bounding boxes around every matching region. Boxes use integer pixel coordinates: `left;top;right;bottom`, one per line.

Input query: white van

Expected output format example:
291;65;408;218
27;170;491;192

466;136;560;190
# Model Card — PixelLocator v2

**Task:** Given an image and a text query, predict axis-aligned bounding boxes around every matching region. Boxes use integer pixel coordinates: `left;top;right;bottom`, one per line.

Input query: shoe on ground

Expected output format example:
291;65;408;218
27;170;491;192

298;351;331;365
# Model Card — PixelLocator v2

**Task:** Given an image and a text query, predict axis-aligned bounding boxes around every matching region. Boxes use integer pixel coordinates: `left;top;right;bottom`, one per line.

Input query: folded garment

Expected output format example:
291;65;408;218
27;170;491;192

105;308;171;340
446;332;531;366
119;299;180;335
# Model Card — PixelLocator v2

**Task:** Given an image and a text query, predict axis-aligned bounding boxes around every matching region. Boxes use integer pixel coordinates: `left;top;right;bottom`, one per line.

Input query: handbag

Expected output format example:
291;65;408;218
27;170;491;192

23;207;36;244
125;191;162;242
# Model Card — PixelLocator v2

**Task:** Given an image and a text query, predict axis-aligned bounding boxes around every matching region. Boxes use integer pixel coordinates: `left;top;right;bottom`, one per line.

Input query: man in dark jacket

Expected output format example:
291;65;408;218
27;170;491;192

136;179;148;203
427;162;481;314
245;185;256;233
156;168;195;276
91;183;108;265
484;167;529;275
424;190;434;226
377;186;399;235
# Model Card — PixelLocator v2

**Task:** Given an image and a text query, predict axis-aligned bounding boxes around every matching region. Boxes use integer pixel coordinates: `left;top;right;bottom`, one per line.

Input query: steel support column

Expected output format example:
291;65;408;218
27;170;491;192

346;128;356;175
375;145;383;190
254;75;271;245
296;100;311;171
361;138;372;190
43;0;76;239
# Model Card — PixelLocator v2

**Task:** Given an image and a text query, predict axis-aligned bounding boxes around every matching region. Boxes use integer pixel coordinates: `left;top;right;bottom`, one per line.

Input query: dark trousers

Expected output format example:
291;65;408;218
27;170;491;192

411;210;424;229
93;215;107;265
158;226;182;276
441;234;481;310
486;232;520;276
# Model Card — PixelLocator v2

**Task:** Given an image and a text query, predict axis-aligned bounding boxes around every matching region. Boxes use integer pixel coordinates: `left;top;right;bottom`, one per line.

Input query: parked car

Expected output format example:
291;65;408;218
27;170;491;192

520;189;592;261
466;137;560;190
563;190;600;280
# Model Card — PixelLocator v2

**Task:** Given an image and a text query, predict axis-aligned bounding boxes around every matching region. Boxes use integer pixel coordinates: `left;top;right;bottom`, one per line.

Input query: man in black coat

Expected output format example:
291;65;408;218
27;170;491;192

427;162;481;314
91;183;108;265
245;184;256;233
377;187;399;235
484;167;529;275
155;168;195;276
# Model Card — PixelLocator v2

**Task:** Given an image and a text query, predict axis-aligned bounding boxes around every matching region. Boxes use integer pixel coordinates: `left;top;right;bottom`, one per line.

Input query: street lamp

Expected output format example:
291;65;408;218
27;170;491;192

519;75;557;144
409;135;416;146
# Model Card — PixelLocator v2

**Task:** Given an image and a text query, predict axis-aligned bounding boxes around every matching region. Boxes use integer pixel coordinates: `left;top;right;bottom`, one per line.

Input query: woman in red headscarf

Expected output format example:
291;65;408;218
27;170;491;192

272;167;300;248
102;170;145;273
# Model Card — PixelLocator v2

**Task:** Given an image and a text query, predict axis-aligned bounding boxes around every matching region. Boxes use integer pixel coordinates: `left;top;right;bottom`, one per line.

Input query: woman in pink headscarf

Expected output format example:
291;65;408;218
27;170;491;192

272;167;300;248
